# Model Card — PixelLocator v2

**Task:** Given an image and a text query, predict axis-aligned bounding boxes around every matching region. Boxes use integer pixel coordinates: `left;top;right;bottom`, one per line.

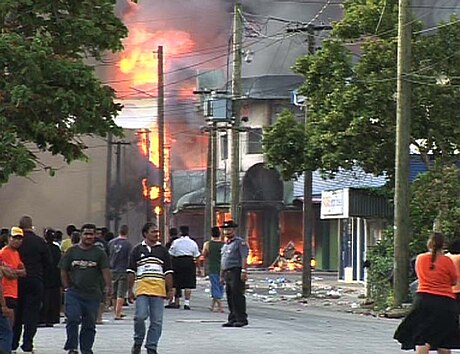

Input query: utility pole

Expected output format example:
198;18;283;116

287;23;331;297
203;121;218;240
158;45;166;240
211;122;217;227
393;0;411;306
113;141;130;233
205;126;212;237
145;130;151;223
105;132;113;230
230;1;243;223
302;25;315;298
194;89;227;239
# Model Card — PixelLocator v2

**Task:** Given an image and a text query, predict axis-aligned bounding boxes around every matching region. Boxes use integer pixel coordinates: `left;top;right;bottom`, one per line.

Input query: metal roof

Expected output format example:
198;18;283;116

293;167;388;199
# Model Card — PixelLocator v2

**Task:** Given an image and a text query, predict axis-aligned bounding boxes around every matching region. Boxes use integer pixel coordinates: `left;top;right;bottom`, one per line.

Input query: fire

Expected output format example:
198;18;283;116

120;48;159;86
246;212;263;265
142;179;160;200
118;28;195;89
269;241;316;272
138;128;172;218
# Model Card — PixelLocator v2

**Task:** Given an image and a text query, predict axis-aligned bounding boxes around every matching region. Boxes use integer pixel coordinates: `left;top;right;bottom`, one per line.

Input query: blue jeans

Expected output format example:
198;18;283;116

133;295;164;351
64;290;100;354
0;312;12;354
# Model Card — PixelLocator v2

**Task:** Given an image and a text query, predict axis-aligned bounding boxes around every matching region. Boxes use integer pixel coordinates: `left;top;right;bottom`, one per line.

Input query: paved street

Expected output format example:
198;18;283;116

27;273;415;354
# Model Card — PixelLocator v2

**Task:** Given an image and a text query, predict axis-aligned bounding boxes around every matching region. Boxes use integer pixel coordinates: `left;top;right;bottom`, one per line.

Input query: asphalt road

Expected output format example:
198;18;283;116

27;274;413;354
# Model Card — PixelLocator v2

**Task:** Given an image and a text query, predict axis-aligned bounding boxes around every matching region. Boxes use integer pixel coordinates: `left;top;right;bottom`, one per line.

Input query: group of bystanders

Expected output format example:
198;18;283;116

0;217;250;354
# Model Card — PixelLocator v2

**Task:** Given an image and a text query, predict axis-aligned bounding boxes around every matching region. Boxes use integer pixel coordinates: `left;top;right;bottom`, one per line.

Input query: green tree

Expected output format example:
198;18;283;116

264;0;460;180
0;0;134;183
410;164;460;253
262;109;307;180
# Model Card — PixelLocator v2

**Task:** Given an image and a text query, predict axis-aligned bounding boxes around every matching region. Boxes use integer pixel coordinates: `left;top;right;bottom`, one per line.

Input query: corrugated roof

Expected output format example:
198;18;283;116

293;167;388;199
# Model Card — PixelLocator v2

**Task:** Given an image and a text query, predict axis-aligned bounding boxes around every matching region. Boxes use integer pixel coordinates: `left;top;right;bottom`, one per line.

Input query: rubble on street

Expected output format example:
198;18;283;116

201;271;375;316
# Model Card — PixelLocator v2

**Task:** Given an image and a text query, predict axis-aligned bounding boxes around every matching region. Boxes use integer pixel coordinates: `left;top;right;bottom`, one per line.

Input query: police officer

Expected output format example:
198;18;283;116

220;220;249;327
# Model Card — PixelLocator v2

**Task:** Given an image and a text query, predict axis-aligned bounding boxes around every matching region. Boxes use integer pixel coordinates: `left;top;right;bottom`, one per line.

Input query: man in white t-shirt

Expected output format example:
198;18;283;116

168;226;200;310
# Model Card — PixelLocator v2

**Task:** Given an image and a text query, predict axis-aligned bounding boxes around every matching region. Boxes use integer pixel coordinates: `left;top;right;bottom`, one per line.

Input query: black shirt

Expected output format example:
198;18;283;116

19;230;51;279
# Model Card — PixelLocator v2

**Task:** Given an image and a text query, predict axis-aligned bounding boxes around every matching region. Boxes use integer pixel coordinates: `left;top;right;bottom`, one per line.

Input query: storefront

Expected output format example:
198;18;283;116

321;188;392;282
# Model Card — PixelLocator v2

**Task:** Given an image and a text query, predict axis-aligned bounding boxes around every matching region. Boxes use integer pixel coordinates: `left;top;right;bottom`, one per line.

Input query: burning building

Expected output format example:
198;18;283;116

1;0;453;272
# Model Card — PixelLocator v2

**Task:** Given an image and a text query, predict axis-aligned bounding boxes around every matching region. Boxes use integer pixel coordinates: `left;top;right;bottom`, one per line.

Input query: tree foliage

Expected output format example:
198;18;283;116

410;164;460;253
262;109;306;180
0;0;133;183
264;0;460;181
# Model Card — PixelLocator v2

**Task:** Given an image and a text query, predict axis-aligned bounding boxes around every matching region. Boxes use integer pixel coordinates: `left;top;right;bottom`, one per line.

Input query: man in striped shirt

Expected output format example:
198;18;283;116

127;223;173;354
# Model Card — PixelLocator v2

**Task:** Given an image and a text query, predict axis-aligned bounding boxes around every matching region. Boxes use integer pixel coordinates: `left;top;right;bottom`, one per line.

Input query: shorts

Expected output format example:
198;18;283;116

112;272;128;299
209;273;224;299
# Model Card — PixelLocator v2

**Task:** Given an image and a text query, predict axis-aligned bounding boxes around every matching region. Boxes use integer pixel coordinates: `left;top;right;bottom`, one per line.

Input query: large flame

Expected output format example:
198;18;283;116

119;28;195;90
138;128;172;216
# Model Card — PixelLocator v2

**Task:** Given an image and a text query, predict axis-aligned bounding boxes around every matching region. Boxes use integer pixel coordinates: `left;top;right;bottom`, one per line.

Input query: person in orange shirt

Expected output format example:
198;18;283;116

394;232;460;354
0;227;27;327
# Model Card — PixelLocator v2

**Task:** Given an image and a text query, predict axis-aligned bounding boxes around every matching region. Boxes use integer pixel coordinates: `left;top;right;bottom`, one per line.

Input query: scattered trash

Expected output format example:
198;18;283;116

326;290;341;299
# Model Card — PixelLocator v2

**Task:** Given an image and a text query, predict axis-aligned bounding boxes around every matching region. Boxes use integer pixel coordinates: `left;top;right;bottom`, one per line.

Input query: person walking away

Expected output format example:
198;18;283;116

0;227;26;330
60;225;77;255
39;228;62;327
127;222;173;354
0;264;14;354
168;226;200;310
94;227;109;324
164;228;181;309
59;223;112;354
165;228;178;250
108;224;132;320
13;215;51;354
220;220;249;327
394;232;460;353
202;226;224;312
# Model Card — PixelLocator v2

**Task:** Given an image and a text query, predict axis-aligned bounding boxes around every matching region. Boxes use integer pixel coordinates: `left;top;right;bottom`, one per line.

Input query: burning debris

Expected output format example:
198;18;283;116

269;241;303;272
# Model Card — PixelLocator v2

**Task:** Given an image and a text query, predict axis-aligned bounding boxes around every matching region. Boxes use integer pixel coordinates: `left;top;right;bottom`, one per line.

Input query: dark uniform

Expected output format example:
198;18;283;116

221;235;249;326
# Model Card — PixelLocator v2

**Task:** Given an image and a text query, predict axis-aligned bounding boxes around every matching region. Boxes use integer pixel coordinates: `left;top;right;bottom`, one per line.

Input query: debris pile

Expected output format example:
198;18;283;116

269;241;303;272
245;274;369;314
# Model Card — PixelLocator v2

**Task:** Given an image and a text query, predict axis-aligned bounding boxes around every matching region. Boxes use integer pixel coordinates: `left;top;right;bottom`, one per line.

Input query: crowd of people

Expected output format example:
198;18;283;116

0;216;249;354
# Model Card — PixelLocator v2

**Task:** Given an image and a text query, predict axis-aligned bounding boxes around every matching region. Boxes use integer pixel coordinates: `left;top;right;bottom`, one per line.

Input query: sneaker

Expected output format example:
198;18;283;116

147;349;158;354
222;321;234;327
68;350;79;354
183;305;191;310
131;344;142;354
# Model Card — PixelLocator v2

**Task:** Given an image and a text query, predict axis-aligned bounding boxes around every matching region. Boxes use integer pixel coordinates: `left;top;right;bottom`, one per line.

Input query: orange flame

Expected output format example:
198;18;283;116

119;28;195;89
142;179;160;200
138;129;172;206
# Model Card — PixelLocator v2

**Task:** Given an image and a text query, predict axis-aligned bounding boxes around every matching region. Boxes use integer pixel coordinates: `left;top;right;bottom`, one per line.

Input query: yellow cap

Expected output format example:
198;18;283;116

10;227;24;237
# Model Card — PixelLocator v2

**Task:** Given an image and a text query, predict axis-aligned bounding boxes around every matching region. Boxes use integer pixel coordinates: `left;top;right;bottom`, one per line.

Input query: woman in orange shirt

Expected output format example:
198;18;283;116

394;232;460;354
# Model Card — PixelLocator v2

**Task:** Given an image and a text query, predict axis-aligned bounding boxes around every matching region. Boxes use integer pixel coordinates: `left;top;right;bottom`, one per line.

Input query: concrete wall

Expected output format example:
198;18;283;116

0;136;108;235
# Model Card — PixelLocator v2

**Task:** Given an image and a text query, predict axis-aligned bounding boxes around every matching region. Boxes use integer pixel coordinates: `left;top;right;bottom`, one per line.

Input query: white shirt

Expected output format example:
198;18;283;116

169;236;200;257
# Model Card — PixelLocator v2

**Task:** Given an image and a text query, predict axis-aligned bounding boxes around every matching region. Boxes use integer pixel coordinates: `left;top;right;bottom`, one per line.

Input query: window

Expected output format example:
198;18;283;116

247;128;263;154
220;134;228;160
